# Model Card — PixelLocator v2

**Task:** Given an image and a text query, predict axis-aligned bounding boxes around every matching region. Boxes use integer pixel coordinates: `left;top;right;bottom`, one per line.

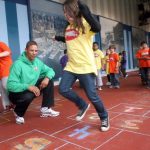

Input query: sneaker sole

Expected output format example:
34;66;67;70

101;125;110;132
16;121;24;125
40;113;60;117
76;104;90;121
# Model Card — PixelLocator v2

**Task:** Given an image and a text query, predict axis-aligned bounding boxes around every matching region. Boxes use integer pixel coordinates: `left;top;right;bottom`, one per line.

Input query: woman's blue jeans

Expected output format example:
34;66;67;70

59;71;108;120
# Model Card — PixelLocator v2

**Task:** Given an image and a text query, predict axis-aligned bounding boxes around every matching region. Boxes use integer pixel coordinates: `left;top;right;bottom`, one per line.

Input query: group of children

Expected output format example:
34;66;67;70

60;43;128;90
0;0;149;134
136;41;150;89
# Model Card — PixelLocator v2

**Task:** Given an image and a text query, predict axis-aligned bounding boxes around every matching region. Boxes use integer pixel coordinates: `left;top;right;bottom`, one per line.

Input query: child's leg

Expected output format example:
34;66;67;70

96;69;103;89
110;73;115;86
1;77;11;109
114;73;120;86
59;71;87;109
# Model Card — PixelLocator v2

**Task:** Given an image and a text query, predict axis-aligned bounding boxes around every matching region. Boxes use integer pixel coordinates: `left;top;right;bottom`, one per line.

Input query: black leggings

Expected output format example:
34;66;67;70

9;78;54;117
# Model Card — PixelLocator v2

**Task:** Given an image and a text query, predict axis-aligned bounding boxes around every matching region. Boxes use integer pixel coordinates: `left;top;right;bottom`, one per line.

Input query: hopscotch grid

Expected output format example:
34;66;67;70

108;110;150;118
54;143;68;150
0;119;149;149
66;103;123;120
66;102;150;121
120;102;150;108
66;108;95;120
35;129;90;150
0;120;10;125
94;130;123;150
0;116;11;122
122;129;150;137
0;129;36;144
66;114;123;132
66;114;150;137
51;135;90;150
109;126;150;137
107;103;123;110
51;122;82;136
143;110;150;117
0;102;149;148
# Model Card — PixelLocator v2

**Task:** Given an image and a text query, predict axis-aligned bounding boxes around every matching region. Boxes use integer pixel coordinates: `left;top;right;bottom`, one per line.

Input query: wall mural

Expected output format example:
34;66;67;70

100;17;124;55
132;28;147;67
31;10;67;80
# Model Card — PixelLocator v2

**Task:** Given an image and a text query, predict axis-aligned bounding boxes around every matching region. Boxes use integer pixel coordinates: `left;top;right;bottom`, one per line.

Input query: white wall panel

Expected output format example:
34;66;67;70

16;4;30;53
0;1;9;44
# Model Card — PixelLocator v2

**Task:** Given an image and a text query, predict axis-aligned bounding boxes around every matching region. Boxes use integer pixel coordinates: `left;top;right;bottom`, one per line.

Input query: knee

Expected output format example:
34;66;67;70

23;93;34;103
59;85;69;96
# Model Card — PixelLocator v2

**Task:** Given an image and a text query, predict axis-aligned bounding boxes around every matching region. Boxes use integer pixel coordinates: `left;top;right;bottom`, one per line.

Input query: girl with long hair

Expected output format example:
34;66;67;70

59;0;109;131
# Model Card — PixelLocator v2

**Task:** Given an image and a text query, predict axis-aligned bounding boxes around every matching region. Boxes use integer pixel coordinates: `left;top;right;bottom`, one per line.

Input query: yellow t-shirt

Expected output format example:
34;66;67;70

103;55;110;74
64;19;97;75
94;49;104;69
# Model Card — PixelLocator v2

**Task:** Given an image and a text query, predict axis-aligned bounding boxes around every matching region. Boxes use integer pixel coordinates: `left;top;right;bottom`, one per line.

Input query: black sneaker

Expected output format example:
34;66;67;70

101;117;110;132
76;104;90;121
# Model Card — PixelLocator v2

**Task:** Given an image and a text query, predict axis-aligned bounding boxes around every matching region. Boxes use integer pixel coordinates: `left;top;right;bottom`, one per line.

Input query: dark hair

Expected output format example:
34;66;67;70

106;49;110;56
64;49;67;54
64;0;85;33
93;42;99;45
140;41;147;46
109;44;116;50
26;41;37;49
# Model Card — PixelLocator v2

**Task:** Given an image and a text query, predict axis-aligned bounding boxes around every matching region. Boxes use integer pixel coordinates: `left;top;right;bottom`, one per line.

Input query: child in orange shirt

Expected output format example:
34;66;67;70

108;45;120;88
136;41;150;88
0;41;13;111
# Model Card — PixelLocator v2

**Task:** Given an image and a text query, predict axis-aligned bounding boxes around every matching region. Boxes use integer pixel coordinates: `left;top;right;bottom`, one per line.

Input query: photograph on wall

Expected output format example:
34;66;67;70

100;17;124;54
29;0;67;80
137;0;150;26
132;28;147;67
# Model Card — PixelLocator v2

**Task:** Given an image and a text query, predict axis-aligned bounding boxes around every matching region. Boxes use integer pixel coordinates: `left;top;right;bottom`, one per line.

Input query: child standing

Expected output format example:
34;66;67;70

108;45;120;88
60;49;68;70
136;41;150;88
93;42;104;90
103;49;111;86
0;41;13;111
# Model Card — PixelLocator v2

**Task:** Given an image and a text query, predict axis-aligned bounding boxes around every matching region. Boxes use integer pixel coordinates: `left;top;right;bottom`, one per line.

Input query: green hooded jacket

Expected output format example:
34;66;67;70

7;52;55;92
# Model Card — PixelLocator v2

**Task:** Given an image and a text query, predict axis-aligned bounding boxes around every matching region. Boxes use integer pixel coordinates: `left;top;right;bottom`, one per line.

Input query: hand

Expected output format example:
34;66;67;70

51;35;55;41
39;77;50;90
115;66;118;71
28;86;40;97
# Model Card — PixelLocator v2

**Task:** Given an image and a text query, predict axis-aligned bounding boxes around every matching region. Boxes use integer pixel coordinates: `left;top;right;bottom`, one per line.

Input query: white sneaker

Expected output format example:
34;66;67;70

98;87;102;91
40;107;60;117
106;82;111;86
101;117;110;132
16;116;25;124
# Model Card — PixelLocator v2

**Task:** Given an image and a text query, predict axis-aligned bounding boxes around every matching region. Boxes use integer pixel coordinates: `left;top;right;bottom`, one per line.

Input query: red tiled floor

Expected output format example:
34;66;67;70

0;116;10;125
144;111;150;117
68;109;120;125
53;122;121;149
0;72;149;149
109;103;150;115
57;143;87;150
132;99;150;107
0;130;66;149
96;131;150;150
110;114;150;135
